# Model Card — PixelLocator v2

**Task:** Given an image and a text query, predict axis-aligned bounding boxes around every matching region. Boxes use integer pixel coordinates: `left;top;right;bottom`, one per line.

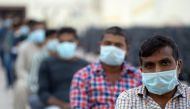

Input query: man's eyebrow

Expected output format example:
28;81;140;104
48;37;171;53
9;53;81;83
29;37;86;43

142;61;154;66
159;57;171;62
103;40;112;42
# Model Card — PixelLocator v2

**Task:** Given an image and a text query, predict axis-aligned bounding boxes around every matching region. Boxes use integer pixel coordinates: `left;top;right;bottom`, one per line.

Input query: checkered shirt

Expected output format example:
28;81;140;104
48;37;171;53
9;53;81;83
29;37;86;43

70;61;142;109
115;82;190;109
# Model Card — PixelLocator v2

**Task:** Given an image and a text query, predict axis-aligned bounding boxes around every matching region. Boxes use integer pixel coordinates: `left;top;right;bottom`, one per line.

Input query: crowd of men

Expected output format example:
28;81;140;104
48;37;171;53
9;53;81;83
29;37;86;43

0;16;189;109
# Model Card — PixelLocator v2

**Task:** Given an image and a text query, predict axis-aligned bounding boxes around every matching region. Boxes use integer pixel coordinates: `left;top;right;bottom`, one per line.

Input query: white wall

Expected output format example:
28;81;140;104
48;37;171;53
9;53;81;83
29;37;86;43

1;0;190;29
101;0;190;27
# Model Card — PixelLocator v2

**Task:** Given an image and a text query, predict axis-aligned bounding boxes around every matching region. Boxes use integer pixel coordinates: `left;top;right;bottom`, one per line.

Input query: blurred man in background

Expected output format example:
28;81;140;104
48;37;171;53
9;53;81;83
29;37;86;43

0;16;30;88
14;20;46;109
70;26;142;109
28;29;58;109
38;27;89;109
115;35;189;109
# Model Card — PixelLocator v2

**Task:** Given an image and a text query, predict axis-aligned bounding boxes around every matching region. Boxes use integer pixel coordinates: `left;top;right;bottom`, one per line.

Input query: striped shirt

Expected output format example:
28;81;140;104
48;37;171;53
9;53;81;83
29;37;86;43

70;61;142;109
115;82;190;109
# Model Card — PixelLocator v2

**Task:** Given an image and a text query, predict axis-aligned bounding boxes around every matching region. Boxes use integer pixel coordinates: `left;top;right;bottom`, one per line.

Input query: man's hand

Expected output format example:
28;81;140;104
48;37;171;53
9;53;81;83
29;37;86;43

48;96;70;109
60;103;70;109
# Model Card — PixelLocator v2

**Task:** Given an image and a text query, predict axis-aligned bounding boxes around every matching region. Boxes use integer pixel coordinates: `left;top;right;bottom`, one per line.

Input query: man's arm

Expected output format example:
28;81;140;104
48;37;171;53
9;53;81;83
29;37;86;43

70;69;89;109
38;60;52;105
15;45;28;81
47;96;70;109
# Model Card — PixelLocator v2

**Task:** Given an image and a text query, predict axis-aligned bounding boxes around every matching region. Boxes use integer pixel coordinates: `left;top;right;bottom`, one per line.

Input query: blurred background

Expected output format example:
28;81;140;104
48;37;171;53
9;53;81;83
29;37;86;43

0;0;190;109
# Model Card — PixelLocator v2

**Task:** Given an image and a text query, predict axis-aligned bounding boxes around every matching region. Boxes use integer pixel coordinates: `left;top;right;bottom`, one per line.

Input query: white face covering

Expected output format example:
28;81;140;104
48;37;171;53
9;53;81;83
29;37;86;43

27;29;45;43
99;45;126;66
56;42;77;59
46;39;58;52
142;69;179;95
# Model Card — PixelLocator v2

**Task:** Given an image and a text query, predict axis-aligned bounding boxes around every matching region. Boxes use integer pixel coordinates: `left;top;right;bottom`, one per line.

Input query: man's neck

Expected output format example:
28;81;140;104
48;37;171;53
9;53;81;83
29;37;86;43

35;43;44;48
147;87;177;108
102;63;123;84
102;63;123;74
58;56;78;62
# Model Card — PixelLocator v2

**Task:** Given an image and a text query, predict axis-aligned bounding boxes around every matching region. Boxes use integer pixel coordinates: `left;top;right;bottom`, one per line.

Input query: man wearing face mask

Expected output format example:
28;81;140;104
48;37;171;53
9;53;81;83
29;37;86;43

115;35;190;109
70;26;142;109
38;27;89;109
14;21;46;109
28;29;57;109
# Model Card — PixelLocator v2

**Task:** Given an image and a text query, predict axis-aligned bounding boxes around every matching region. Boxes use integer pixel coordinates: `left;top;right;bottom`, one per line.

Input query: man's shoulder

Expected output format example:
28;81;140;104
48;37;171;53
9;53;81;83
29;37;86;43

41;56;56;64
183;84;190;94
124;63;140;73
123;63;142;80
19;41;39;54
17;41;31;52
118;85;143;100
73;62;98;79
75;58;90;66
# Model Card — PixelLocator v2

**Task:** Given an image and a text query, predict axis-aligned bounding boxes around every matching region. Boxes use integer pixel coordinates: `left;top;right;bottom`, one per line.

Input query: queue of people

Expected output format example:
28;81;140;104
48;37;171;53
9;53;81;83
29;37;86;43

0;16;189;109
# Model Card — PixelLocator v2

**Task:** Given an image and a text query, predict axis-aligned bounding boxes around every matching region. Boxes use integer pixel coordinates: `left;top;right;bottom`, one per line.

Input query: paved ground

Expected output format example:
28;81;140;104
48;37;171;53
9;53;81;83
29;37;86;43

0;63;13;109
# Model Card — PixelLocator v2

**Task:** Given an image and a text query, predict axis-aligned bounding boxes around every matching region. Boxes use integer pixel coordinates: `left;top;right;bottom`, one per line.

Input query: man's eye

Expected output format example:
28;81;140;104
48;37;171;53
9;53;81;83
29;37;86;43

103;42;112;45
144;63;154;69
68;40;74;42
115;43;123;48
161;61;170;66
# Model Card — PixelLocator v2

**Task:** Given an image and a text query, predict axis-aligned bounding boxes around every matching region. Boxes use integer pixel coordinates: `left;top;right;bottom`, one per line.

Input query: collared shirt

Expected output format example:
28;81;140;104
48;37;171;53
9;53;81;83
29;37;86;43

115;82;190;109
15;41;42;81
70;61;142;109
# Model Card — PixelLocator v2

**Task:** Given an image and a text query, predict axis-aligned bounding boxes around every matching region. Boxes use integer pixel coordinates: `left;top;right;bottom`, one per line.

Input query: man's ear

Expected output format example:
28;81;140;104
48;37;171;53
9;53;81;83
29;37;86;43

125;48;128;56
177;59;183;75
75;40;79;45
124;43;129;56
98;41;101;46
97;41;102;54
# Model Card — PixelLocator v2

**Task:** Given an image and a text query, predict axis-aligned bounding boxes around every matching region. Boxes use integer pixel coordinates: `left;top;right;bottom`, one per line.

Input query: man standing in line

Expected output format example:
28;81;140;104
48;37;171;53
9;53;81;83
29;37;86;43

115;35;190;109
70;26;142;109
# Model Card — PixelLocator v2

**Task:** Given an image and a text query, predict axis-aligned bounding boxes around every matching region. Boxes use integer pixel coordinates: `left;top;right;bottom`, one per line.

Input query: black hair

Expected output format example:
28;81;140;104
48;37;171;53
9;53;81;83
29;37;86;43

139;34;180;63
26;19;37;29
45;29;57;38
57;27;78;39
103;26;128;45
26;20;46;30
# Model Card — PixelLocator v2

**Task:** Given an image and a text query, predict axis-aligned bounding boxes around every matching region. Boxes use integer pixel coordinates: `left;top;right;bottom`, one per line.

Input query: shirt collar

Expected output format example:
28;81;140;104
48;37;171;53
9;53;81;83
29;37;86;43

137;85;147;98
91;60;133;76
174;82;186;98
137;81;186;98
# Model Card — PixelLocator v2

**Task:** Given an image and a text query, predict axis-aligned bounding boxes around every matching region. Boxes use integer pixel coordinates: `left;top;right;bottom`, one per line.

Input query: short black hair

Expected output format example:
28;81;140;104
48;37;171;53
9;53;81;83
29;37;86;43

57;27;78;39
27;20;46;30
103;26;128;45
139;35;180;64
26;19;37;29
45;29;57;38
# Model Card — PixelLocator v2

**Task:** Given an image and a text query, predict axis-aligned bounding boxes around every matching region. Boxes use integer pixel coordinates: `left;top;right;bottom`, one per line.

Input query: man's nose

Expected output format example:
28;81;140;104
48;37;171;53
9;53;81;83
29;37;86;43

155;65;162;72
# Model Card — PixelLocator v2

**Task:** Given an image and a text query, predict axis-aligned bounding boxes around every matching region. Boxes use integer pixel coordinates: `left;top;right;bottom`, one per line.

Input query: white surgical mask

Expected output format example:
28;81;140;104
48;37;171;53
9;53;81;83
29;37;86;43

56;42;77;59
46;39;58;52
99;45;126;66
142;69;178;95
27;29;45;43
